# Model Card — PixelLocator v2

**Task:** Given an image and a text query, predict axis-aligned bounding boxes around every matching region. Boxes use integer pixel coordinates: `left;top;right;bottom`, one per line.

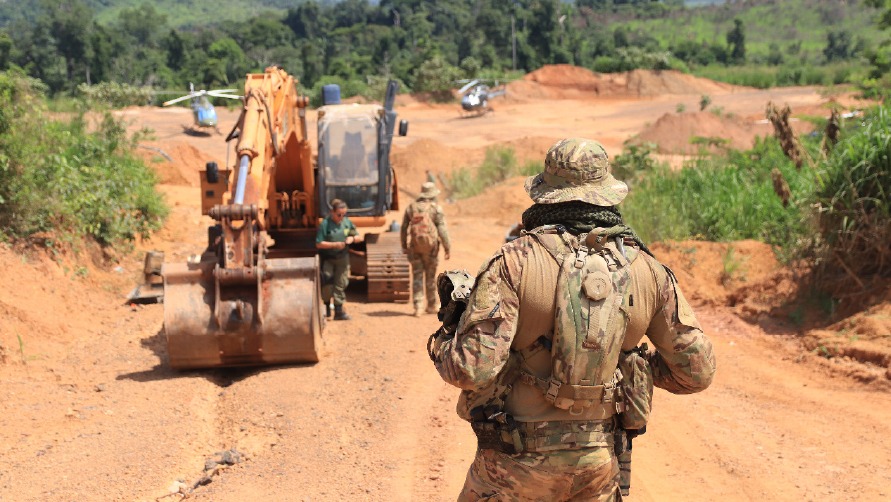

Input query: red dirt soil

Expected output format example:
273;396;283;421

508;65;741;100
1;66;889;501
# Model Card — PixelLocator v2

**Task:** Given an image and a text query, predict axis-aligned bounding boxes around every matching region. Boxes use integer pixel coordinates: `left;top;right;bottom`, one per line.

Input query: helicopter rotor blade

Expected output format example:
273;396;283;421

206;90;242;99
457;80;479;95
162;94;197;106
208;94;243;101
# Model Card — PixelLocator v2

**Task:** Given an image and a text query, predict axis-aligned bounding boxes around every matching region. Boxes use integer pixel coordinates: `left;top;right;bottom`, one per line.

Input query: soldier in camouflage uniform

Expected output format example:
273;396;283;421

431;138;716;501
402;181;452;316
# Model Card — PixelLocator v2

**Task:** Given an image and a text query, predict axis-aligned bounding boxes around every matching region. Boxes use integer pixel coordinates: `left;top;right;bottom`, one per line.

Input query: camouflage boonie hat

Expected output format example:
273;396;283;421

420;181;440;198
524;138;628;206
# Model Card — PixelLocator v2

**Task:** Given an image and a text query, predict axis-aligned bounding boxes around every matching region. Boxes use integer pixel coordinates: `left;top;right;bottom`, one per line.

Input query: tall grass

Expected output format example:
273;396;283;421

810;104;891;304
621;137;816;248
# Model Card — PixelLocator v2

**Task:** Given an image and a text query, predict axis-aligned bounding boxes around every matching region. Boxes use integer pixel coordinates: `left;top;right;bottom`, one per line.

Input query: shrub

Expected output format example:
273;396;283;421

809;104;891;305
412;55;461;102
0;72;168;248
77;82;154;109
449;146;526;199
612;141;659;187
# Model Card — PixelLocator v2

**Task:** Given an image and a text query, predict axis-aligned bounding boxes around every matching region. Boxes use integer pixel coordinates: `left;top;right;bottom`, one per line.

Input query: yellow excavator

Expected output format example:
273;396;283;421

161;67;409;369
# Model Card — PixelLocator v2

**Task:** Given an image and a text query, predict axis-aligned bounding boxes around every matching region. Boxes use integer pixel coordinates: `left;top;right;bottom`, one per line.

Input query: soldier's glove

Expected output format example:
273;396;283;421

427;270;475;362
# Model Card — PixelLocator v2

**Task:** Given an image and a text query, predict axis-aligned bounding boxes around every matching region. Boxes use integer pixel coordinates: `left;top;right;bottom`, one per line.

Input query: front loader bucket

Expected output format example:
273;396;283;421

162;256;323;369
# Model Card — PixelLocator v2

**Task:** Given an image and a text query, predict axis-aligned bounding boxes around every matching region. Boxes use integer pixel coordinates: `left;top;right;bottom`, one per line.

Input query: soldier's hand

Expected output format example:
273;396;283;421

444;250;451;260
402;248;408;255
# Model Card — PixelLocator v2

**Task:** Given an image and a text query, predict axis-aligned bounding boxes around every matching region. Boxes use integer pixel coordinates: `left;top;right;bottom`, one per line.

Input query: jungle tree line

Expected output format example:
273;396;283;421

0;0;879;98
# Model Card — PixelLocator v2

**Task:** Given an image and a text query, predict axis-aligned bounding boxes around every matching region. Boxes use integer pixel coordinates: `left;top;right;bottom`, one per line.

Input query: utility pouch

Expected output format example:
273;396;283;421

472;421;514;453
470;406;522;454
617;344;654;430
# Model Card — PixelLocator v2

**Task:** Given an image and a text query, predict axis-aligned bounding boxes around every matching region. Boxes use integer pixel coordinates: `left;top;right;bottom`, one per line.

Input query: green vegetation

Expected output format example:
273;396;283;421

810;104;891;299
621;136;816;246
77;82;154;108
0;0;885;104
0;71;168;248
618;101;890;308
449;146;539;199
720;245;744;285
695;61;860;88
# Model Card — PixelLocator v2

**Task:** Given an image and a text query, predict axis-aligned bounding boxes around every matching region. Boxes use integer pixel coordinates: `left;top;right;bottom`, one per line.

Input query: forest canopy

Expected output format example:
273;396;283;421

0;0;885;100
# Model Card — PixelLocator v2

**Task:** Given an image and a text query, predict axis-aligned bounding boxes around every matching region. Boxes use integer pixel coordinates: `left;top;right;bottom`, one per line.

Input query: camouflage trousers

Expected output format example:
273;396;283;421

458;446;620;502
409;251;438;309
320;255;350;307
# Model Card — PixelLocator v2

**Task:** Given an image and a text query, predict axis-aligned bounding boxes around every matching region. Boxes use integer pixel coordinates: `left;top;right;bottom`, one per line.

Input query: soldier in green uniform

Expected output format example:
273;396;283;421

402;182;452;316
430;138;716;501
316;199;363;321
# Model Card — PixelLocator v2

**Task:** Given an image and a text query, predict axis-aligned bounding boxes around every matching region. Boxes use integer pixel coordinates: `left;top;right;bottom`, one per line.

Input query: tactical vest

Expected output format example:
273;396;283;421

522;225;639;415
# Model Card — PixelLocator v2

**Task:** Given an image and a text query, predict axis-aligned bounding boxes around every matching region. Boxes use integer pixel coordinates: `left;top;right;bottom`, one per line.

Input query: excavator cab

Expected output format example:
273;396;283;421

316;80;407;219
315;82;411;303
317;105;383;215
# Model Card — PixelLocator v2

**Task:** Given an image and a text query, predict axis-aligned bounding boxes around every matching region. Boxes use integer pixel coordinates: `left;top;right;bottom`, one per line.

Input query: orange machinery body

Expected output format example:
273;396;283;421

163;67;322;369
162;67;409;369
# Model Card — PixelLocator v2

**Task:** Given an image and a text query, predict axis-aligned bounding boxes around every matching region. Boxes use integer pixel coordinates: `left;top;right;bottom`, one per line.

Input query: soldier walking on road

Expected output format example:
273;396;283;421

429;138;716;500
402;181;451;317
316;199;363;321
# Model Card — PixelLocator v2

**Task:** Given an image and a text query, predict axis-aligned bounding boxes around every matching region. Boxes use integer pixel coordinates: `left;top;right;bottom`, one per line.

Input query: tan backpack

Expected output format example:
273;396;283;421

408;201;439;254
524;226;643;418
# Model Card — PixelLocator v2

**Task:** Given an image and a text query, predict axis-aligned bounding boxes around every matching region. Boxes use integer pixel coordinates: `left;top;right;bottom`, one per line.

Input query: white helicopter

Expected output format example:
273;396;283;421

456;79;507;117
162;84;242;134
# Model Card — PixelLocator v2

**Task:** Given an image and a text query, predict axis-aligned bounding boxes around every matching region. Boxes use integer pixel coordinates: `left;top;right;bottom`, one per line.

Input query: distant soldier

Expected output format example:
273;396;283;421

430;138;716;500
316;199;363;321
401;182;451;317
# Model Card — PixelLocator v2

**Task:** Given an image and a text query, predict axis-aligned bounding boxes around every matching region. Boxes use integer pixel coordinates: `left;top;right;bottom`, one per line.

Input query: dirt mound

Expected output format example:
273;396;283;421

632;111;759;155
523;64;603;90
392;137;553;203
136;142;219;186
804;299;891;379
0;242;131;365
508;64;612;100
650;240;784;307
449;176;530;225
507;65;744;101
622;69;737;97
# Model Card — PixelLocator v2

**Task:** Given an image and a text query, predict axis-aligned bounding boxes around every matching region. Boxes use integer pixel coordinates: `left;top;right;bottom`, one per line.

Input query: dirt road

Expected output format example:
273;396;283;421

1;73;888;501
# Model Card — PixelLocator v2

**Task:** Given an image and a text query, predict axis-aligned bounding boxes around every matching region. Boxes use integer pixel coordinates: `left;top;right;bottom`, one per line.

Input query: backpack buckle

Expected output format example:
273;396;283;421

602;379;617;403
575;246;588;269
545;380;561;402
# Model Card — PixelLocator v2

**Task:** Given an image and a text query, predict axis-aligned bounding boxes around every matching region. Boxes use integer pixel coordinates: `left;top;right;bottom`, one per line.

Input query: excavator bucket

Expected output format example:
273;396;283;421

162;256;323;369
